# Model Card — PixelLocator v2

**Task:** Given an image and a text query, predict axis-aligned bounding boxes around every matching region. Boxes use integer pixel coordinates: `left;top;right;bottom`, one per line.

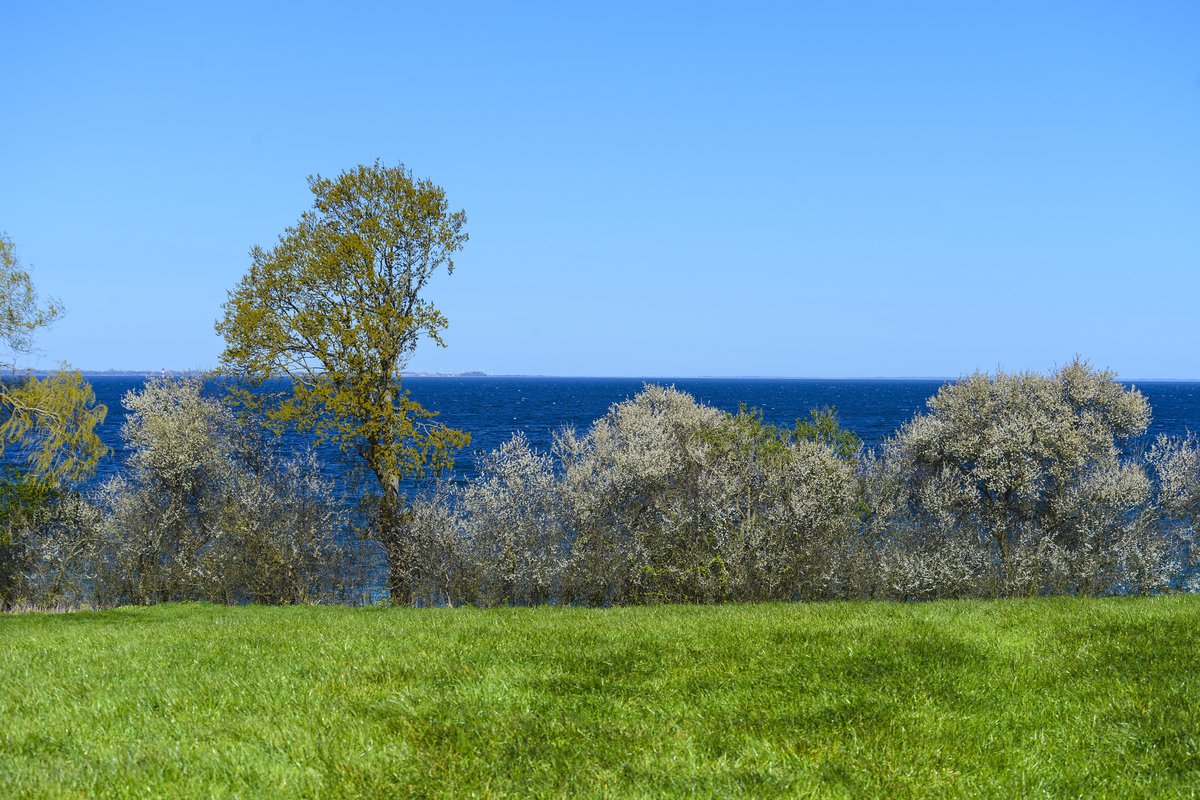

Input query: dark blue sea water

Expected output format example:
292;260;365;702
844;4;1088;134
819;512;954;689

74;376;1200;487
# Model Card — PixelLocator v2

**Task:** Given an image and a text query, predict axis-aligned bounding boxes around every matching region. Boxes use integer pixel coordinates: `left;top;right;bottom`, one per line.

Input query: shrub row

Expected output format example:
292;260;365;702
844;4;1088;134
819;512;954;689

408;360;1200;605
4;360;1199;609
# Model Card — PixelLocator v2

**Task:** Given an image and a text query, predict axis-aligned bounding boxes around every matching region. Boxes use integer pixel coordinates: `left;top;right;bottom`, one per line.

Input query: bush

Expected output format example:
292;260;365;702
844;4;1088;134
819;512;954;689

82;378;350;606
410;433;566;607
3;491;100;610
411;385;863;606
863;359;1196;597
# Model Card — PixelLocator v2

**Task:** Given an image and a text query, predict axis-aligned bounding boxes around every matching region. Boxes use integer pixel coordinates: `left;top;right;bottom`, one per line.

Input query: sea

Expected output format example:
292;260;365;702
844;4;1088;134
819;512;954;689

71;375;1200;488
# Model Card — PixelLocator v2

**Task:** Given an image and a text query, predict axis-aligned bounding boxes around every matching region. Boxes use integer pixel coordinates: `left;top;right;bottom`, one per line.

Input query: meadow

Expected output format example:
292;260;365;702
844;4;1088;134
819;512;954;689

3;597;1198;798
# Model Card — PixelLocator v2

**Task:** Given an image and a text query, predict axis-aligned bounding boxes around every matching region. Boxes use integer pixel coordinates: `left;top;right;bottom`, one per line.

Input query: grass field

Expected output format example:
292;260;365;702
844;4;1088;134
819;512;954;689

2;598;1199;798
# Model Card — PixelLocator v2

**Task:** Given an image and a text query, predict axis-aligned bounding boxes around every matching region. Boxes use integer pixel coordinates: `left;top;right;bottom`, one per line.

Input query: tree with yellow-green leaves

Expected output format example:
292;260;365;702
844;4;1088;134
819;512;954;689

216;162;470;604
0;235;107;482
0;234;108;604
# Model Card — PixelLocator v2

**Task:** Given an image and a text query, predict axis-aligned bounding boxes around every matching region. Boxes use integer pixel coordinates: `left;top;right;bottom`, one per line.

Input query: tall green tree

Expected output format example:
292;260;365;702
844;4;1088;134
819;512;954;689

0;234;108;604
216;162;470;603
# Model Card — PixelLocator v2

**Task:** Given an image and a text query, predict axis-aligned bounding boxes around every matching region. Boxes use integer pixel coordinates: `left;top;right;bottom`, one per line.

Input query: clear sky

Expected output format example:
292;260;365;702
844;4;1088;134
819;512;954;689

2;2;1198;378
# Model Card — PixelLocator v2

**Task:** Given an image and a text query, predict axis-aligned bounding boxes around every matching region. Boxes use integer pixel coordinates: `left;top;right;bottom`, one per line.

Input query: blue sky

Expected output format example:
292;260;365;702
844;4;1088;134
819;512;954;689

2;2;1197;377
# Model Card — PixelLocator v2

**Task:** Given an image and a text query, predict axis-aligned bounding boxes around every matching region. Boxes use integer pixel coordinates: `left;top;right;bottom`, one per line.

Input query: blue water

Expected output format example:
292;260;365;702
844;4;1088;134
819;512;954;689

73;376;1200;487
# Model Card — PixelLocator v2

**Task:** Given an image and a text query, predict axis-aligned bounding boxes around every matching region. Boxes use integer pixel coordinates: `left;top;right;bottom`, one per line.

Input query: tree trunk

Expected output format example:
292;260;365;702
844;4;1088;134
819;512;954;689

373;382;418;605
378;475;416;605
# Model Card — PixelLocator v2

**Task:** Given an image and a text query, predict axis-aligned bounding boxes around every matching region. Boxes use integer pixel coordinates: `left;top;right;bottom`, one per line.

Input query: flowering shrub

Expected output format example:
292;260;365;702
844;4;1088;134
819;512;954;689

15;378;352;608
861;359;1197;597
410;385;863;605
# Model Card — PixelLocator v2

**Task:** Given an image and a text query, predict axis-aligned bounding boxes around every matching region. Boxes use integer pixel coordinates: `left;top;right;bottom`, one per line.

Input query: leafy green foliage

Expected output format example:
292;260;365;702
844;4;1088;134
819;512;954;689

215;164;470;601
794;405;861;458
0;235;107;485
0;371;108;483
2;598;1198;798
0;466;57;535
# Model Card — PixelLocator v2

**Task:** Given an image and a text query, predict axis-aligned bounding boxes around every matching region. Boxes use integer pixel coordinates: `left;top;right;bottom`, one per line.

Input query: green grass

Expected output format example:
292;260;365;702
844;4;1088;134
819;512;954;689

2;598;1199;799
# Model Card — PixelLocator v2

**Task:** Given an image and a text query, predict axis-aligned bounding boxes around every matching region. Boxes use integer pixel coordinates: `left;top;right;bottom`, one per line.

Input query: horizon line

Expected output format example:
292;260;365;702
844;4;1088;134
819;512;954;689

53;369;1200;383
